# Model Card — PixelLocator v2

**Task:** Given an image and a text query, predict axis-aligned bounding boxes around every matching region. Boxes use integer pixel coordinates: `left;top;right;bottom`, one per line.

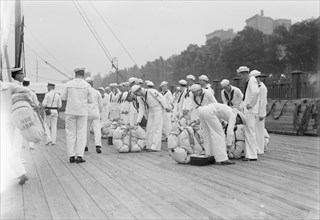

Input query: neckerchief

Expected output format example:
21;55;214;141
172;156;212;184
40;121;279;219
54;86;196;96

224;89;235;106
177;89;184;103
118;92;123;103
141;91;149;110
193;90;205;109
185;88;190;98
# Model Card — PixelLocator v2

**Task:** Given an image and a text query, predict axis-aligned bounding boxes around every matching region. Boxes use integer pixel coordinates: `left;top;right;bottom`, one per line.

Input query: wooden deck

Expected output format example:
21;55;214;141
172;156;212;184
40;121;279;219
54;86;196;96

1;130;319;219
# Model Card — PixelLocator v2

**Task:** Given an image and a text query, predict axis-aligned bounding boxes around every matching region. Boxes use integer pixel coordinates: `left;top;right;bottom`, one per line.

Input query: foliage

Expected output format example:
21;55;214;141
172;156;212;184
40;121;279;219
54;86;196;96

99;18;319;87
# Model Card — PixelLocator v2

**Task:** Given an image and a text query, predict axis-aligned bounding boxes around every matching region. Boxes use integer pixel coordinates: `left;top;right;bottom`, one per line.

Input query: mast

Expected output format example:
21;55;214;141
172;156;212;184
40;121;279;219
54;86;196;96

14;0;23;69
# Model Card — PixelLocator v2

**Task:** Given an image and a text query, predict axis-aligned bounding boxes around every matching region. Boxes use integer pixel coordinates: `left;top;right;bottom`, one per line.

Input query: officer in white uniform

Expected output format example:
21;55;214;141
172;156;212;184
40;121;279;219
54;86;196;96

108;83;121;121
131;85;171;151
185;83;217;121
160;81;173;140
237;66;260;161
61;68;92;163
253;73;268;154
11;67;24;85
220;79;243;111
197;103;243;165
85;77;103;153
42;83;62;145
1;80;31;185
199;75;215;97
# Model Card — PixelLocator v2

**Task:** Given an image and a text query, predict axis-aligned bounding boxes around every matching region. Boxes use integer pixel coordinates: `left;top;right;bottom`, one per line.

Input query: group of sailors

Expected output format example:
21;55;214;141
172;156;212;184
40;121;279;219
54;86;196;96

1;64;268;185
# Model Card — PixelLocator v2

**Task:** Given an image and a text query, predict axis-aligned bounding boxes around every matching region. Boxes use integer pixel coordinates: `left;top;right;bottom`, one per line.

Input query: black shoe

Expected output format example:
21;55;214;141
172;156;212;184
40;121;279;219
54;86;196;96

242;158;257;161
108;137;113;145
69;156;76;163
76;157;86;163
18;174;29;185
96;146;102;154
85;147;88;151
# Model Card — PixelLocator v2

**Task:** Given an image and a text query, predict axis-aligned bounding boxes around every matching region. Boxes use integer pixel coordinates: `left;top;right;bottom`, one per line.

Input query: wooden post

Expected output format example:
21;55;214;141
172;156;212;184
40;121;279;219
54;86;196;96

232;77;240;88
291;70;303;99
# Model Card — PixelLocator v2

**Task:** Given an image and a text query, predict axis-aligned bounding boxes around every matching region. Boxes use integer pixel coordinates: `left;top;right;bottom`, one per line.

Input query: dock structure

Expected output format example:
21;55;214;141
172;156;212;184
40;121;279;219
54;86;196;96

1;130;319;219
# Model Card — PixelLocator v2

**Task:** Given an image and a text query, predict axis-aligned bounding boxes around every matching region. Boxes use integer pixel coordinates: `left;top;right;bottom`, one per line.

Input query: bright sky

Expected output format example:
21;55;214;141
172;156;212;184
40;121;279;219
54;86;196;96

3;0;319;83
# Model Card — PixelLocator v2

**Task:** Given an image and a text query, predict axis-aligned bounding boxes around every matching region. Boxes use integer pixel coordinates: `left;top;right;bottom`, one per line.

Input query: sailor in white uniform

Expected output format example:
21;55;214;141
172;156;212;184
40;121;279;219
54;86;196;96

61;68;92;163
175;79;188;119
160;81;173;140
1;80;31;185
85;77;103;153
197;103;243;165
11;67;24;85
132;85;171;151
220;79;243;111
42;83;62;145
237;66;260;161
253;73;268;154
199;75;216;98
184;83;217;121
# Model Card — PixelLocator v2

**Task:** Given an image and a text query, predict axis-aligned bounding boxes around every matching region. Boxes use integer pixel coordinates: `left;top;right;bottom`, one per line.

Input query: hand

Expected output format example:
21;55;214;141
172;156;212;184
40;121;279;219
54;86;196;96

165;108;171;113
183;109;189;115
246;104;252;110
259;116;264;121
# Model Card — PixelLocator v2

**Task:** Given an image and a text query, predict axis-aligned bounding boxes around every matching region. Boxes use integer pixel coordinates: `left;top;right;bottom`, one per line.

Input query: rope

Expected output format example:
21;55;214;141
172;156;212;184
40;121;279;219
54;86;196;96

293;100;314;134
266;100;279;117
271;100;290;120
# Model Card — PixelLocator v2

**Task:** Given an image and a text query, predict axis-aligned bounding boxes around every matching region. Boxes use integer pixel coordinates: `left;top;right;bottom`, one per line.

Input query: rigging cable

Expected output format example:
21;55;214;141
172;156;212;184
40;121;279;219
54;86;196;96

89;1;138;67
25;43;72;80
24;25;69;72
72;0;113;63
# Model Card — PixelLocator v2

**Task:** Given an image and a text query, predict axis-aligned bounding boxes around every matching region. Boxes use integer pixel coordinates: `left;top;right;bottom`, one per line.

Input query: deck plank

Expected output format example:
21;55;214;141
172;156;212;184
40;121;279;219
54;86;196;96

1;129;319;219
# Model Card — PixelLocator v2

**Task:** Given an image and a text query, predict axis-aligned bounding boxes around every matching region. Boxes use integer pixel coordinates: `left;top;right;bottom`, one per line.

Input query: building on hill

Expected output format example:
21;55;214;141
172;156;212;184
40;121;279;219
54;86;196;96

205;29;236;41
245;10;291;35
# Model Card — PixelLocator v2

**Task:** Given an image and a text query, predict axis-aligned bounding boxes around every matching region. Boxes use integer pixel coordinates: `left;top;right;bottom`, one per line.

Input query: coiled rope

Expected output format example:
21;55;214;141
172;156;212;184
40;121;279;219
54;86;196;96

293;100;314;134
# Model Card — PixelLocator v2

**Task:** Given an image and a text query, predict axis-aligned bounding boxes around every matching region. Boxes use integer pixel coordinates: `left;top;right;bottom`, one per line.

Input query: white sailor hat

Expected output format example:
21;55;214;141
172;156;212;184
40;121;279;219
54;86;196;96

136;78;143;84
189;83;202;92
220;79;230;87
23;77;31;82
109;83;118;87
74;67;85;74
199;75;209;81
98;87;105;91
123;82;130;87
146;81;154;87
11;67;23;73
249;70;261;77
178;79;187;86
160;81;168;87
176;86;181;90
119;82;125;86
105;86;110;90
131;85;141;93
128;77;137;84
186;75;196;81
85;77;93;82
47;82;55;87
237;66;249;73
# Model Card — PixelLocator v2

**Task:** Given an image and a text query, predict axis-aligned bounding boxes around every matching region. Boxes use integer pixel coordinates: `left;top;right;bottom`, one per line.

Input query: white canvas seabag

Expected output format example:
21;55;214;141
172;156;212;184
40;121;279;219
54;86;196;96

11;93;45;143
113;125;146;153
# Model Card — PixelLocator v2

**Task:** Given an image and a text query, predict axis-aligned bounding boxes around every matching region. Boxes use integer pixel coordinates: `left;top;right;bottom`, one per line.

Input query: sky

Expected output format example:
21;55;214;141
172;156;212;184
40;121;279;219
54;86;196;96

2;0;319;83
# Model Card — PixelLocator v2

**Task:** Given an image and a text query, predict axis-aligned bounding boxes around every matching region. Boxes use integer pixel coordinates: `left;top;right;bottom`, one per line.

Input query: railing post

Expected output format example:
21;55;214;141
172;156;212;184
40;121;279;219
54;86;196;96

212;79;220;102
291;70;303;99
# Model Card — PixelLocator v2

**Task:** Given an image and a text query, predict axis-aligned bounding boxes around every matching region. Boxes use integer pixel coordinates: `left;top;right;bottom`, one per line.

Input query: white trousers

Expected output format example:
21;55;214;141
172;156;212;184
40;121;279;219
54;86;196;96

87;115;102;147
146;108;164;151
65;114;87;158
46;113;58;144
244;113;258;159
255;117;265;154
198;107;228;162
162;111;172;139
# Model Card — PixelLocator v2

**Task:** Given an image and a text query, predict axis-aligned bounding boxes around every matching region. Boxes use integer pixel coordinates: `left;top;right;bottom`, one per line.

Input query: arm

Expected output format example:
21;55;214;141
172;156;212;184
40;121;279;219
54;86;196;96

154;91;168;109
259;86;268;118
136;97;145;124
61;86;68;101
248;77;259;108
226;112;236;146
42;93;49;107
97;92;103;113
57;94;62;108
87;87;93;104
